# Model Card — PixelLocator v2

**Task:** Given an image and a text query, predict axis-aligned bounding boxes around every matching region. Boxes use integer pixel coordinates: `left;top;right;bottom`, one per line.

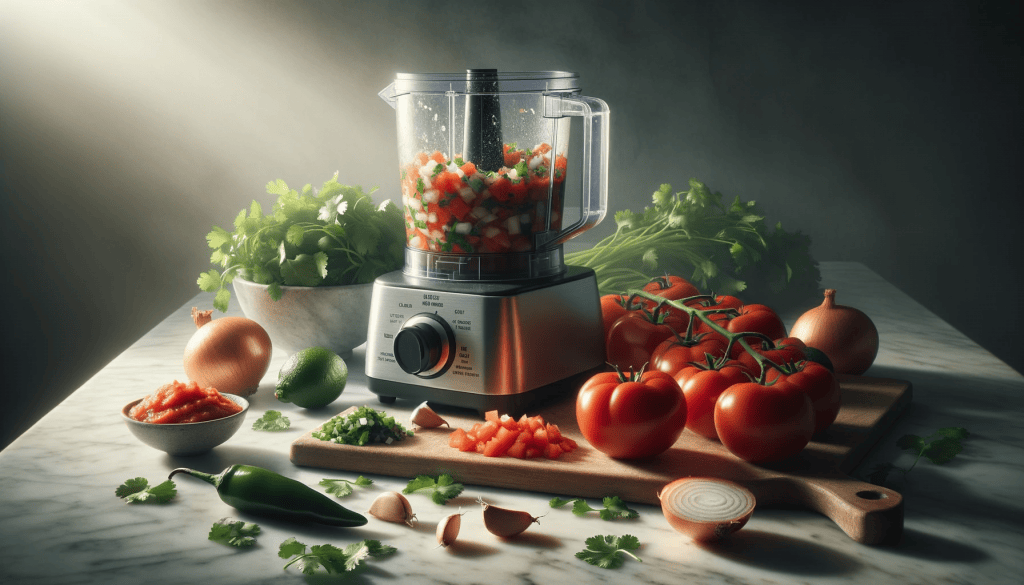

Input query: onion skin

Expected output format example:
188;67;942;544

658;478;755;541
183;308;272;397
790;289;879;375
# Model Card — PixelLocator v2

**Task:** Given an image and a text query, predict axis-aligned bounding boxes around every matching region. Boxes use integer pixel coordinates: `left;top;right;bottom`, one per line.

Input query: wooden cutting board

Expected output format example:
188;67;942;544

291;374;911;545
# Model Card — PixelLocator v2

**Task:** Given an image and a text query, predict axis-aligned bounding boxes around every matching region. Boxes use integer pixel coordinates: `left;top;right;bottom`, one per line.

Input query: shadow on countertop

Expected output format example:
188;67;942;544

701;529;860;575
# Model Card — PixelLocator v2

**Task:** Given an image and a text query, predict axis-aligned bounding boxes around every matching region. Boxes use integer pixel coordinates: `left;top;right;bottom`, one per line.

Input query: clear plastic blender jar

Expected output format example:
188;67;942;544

379;70;608;281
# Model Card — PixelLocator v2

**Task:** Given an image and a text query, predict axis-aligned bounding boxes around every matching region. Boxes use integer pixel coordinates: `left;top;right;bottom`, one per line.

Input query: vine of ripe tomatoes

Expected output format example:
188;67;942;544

582;275;842;464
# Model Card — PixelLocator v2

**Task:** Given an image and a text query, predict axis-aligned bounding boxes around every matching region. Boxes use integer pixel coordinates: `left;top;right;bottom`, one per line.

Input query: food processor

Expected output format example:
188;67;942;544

365;70;609;415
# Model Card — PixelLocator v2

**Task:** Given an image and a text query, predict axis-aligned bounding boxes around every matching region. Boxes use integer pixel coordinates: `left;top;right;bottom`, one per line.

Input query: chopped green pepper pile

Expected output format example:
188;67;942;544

312;406;412;446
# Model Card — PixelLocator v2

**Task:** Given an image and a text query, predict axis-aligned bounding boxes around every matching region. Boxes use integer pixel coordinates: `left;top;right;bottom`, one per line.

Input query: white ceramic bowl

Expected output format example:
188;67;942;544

121;394;249;456
232;277;374;356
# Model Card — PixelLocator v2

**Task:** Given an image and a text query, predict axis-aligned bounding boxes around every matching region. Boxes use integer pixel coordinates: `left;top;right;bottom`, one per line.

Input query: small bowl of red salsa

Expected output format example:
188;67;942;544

122;380;249;455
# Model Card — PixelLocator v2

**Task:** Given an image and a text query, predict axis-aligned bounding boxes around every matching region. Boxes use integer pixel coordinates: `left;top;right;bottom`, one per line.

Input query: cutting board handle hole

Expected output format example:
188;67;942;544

856;490;888;500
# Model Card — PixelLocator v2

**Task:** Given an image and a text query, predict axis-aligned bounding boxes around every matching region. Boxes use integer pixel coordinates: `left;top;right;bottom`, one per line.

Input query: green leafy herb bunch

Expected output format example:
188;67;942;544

198;172;405;312
564;179;821;309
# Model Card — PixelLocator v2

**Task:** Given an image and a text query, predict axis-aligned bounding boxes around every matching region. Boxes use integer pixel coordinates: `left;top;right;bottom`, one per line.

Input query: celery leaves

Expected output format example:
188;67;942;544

564;180;820;309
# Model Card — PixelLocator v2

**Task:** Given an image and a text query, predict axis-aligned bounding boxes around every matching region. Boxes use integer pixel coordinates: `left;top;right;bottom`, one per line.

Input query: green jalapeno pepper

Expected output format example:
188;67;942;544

169;464;367;527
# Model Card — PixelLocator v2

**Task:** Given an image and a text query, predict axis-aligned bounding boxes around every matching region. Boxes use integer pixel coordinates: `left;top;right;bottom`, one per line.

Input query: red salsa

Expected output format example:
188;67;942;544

401;143;568;254
130;380;242;424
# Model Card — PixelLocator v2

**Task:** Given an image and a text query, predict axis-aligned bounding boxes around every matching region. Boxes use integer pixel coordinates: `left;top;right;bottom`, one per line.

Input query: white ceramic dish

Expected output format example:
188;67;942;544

232;277;373;356
121;394;249;456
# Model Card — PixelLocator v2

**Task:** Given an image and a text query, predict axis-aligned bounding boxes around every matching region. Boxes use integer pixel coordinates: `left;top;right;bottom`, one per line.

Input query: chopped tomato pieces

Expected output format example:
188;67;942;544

506;442;527;459
475;420;500;443
447;411;575;460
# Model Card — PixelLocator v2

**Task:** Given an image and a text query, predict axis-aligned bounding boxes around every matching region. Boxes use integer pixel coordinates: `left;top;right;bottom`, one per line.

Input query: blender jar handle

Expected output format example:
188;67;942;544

538;94;609;248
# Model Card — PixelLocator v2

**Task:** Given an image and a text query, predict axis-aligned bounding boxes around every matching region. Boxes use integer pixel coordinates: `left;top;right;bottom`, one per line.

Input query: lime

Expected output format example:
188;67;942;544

275;346;348;409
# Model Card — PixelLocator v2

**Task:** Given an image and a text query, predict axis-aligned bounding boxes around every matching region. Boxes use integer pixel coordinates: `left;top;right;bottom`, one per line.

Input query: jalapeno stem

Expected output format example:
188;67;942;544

169;467;222;488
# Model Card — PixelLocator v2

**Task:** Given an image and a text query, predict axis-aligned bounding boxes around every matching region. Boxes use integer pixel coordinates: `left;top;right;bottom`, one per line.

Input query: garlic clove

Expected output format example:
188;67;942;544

410;401;449;429
368;491;417;527
436;511;465;548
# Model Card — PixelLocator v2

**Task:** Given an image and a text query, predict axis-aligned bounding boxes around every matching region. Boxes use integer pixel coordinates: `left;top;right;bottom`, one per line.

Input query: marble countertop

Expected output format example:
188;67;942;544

1;262;1020;585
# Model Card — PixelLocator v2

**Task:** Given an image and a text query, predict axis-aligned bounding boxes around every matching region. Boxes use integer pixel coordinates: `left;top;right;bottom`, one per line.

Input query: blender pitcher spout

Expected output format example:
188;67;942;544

378;82;398;109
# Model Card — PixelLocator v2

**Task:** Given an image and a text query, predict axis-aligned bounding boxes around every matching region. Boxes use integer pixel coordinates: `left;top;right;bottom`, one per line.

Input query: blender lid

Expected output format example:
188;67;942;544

388;70;580;96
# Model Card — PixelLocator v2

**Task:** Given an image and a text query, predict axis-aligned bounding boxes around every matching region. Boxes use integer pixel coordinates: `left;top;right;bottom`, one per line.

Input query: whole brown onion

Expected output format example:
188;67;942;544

790;289;879;375
183;308;272;396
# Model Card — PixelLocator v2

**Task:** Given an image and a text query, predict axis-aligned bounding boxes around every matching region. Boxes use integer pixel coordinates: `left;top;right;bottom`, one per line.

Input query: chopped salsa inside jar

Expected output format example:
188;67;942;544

401;143;568;254
129;380;242;424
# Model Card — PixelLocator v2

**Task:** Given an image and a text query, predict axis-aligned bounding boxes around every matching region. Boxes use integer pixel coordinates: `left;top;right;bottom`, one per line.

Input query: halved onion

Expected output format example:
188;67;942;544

658;478;756;541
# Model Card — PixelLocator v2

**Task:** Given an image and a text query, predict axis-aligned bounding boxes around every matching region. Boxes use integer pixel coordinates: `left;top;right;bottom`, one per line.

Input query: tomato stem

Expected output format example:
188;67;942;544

629;290;785;382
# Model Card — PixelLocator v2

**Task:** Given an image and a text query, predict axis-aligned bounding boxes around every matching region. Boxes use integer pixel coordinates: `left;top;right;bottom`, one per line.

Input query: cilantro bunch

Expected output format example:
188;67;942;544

198;172;405;312
564;179;820;309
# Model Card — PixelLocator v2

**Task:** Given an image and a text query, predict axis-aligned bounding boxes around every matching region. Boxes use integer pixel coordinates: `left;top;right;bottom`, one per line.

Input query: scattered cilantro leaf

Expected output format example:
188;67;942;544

115;478;176;504
865;462;898;486
279;537;396;575
573;499;599;516
208;518;260;547
319;476;373;498
575;534;643;569
599;496;640;520
549;496;639;520
867;426;970;486
549;496;575;508
312;406;412;445
564;180;821;310
402;474;464;505
252;410;291;431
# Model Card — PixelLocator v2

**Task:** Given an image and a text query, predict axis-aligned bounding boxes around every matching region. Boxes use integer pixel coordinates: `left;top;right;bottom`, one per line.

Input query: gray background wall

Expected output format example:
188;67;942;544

1;0;1020;450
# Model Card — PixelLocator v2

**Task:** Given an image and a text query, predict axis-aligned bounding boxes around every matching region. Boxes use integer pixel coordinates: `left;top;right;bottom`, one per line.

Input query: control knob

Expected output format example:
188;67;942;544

393;313;455;377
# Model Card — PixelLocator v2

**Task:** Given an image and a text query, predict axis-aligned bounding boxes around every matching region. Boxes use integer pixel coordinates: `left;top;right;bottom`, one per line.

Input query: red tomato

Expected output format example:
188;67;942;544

726;304;788;346
766;361;841;435
680;365;750;440
692;310;732;337
576;369;687;459
643;275;701;302
736;337;807;376
687;294;743;311
650;333;728;376
673;357;747;392
600;294;639;342
688;295;742;338
714;381;815;463
605;312;676;371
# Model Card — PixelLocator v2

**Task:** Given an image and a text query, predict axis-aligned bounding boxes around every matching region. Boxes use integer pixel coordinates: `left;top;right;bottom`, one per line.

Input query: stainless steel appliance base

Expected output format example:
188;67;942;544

364;266;605;416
